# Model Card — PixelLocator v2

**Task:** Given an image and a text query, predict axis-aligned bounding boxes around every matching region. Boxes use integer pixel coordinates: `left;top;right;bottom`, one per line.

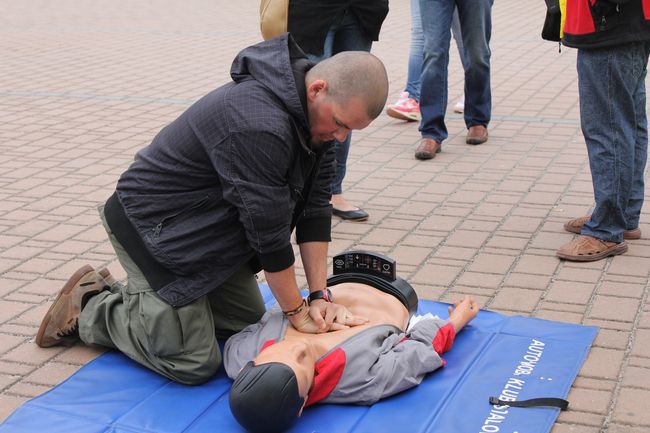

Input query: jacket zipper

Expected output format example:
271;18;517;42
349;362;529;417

153;196;209;236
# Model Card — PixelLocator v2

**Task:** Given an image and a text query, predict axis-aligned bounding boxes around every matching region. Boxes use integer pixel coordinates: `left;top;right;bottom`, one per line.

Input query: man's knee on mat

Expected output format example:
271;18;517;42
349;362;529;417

161;347;222;386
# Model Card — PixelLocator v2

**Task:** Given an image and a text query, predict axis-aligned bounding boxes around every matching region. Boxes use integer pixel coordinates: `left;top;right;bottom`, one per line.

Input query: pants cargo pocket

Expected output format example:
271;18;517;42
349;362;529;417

139;291;185;357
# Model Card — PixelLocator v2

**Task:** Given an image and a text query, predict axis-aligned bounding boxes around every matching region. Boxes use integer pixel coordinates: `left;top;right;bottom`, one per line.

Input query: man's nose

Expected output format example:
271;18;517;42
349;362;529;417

333;128;349;143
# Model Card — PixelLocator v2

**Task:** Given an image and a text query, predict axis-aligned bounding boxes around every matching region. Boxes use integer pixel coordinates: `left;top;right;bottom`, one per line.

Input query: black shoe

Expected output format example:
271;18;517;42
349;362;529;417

332;207;369;221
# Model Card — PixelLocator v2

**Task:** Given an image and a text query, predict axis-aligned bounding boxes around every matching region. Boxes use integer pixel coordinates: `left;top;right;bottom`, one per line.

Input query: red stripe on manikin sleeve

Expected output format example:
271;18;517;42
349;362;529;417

260;339;276;352
432;323;456;354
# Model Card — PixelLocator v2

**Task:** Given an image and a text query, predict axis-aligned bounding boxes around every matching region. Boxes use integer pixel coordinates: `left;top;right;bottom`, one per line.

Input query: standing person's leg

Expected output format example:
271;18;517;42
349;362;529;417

387;0;424;122
451;7;468;71
624;43;649;233
406;0;424;101
557;43;647;261
306;24;335;64
451;7;467;113
416;0;455;160
328;10;373;220
456;0;492;145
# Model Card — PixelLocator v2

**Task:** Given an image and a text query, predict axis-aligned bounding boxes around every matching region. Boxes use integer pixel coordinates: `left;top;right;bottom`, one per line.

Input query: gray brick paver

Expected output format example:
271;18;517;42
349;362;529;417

611;388;650;426
1;0;649;431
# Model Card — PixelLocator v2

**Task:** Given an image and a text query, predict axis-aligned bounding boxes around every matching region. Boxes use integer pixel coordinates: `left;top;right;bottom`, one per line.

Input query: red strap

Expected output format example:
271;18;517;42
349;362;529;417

305;348;346;406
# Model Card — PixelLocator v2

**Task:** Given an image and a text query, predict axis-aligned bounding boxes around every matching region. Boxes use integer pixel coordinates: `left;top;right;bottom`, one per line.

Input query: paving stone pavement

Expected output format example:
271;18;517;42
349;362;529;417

1;0;649;431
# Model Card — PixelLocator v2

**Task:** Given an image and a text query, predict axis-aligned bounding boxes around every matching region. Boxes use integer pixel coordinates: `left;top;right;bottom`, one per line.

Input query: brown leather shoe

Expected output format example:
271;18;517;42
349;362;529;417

35;265;111;348
98;267;117;286
556;235;627;262
415;138;441;160
466;125;488;145
564;216;641;240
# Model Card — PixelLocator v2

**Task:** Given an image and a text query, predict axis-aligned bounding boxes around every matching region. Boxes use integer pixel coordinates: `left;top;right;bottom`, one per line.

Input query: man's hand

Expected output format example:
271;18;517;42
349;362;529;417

287;306;326;333
288;300;368;333
308;300;368;332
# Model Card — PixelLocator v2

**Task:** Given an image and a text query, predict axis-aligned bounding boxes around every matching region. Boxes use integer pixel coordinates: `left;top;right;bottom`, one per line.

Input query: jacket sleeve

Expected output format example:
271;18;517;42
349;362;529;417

207;116;297;272
345;319;452;405
197;86;296;272
295;143;335;244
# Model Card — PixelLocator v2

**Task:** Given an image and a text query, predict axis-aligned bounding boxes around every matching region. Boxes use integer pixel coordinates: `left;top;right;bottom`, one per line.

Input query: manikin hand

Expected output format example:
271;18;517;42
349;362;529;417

447;295;479;332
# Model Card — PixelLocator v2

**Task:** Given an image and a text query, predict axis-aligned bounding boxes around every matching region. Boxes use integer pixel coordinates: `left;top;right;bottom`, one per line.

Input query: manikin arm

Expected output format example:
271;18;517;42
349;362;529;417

322;297;478;405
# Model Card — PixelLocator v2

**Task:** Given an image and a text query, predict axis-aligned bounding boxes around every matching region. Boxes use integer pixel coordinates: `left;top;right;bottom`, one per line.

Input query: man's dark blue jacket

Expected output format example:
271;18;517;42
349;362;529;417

104;34;335;307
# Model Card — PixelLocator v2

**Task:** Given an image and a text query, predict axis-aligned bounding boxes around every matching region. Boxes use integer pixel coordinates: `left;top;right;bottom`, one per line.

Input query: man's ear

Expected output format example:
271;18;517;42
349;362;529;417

306;79;327;101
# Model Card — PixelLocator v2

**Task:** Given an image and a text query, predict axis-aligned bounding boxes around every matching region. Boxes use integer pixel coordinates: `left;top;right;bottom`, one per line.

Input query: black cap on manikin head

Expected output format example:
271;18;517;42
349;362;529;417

229;361;304;433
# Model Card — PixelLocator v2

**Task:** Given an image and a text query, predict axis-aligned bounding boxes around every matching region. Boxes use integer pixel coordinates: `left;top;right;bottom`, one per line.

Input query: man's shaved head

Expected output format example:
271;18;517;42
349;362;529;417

306;51;389;119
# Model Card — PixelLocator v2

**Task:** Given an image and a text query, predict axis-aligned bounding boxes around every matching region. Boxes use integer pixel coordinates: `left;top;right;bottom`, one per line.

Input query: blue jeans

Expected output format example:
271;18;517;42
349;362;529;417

406;0;466;102
307;10;373;195
578;42;649;243
419;0;492;142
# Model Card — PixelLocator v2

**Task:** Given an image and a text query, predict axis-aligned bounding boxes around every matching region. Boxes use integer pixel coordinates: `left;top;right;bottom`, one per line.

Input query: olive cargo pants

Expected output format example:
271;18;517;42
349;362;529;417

79;206;265;384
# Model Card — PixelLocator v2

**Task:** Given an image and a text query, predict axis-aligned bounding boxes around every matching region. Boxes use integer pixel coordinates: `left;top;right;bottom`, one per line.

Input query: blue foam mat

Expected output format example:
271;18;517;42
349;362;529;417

1;286;597;433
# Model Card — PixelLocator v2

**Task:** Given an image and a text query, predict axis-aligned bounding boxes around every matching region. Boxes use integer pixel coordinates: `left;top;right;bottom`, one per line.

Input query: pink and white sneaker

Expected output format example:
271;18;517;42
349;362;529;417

386;92;420;122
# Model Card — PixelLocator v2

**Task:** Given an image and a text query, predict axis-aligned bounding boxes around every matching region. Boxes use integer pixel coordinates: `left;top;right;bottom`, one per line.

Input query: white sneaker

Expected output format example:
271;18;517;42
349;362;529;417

453;96;464;114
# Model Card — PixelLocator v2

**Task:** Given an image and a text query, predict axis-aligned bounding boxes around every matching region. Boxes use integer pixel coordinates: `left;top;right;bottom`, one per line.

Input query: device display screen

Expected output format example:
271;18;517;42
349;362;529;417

333;251;396;281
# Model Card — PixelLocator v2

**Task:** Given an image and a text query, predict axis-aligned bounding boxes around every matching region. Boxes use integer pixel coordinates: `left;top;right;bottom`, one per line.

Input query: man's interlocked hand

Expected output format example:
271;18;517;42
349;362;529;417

288;300;368;333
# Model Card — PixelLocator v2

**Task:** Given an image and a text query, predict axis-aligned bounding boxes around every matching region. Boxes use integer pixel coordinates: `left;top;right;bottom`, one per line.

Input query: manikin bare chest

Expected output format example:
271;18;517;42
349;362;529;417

283;283;410;358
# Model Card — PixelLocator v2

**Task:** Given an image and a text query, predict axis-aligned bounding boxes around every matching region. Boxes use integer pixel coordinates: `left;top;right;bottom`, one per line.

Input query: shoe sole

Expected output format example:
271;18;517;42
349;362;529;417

564;224;641;240
332;212;369;222
386;107;420;122
466;137;487;145
335;216;369;222
35;264;94;348
97;268;116;286
556;242;628;262
415;147;441;160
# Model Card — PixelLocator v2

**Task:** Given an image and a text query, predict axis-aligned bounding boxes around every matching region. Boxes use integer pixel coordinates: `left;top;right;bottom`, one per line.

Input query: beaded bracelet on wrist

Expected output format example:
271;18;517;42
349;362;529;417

282;298;307;317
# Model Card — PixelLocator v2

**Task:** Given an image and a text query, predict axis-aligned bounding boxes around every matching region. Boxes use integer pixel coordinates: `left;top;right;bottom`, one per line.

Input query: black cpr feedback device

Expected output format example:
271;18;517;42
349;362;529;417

327;250;418;316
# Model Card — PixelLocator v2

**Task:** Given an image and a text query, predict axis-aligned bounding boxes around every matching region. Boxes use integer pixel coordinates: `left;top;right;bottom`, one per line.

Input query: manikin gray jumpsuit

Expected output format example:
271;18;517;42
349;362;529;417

224;308;455;406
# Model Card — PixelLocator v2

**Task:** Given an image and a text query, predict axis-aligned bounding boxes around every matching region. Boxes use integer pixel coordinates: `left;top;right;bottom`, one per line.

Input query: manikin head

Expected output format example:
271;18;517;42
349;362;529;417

304;51;389;145
229;338;317;433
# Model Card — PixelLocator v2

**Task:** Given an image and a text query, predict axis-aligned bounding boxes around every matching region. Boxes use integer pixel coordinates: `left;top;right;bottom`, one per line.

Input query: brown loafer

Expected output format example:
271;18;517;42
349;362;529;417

35;265;111;348
415;138;441;160
466;125;488;145
564;216;641;240
557;235;627;262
